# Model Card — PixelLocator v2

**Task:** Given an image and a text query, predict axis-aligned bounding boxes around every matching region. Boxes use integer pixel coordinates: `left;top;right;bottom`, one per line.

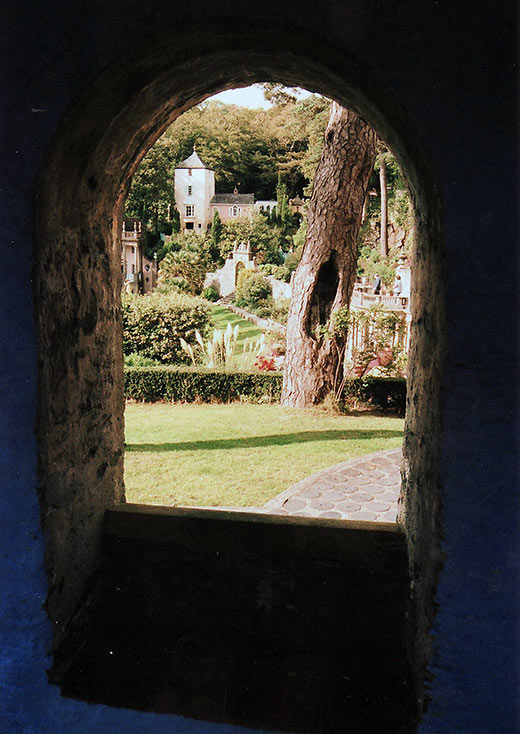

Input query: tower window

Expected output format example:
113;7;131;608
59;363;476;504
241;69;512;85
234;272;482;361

187;185;192;195
185;205;195;217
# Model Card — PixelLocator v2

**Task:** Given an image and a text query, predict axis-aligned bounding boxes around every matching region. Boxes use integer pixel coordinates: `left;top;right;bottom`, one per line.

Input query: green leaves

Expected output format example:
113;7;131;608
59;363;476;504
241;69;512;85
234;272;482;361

122;292;211;365
234;269;272;310
158;232;212;294
125;141;175;229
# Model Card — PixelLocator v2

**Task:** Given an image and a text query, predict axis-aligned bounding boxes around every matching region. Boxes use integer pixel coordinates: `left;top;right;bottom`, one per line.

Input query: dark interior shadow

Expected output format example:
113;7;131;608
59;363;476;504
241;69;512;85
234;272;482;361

125;429;403;453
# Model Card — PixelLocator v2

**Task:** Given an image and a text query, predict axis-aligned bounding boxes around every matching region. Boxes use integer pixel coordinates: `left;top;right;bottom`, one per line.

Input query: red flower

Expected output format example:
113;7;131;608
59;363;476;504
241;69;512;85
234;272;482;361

255;355;276;371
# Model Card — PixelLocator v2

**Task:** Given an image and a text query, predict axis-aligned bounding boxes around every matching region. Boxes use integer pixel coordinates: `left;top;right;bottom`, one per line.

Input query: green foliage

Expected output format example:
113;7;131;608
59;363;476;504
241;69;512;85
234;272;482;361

234;269;272;309
122;292;211;364
124;367;405;414
295;96;331;195
275;174;291;233
328;306;351;337
124;352;162;367
269;298;291;325
348;306;407;378
259;263;291;282
356;240;396;286
210;209;224;262
158;232;211;294
170;207;181;233
202;285;220;302
356;149;414;283
283;217;306;274
342;377;406;416
125;141;175;230
124;366;283;403
260;82;299;106
217;212;284;265
132;93;330;206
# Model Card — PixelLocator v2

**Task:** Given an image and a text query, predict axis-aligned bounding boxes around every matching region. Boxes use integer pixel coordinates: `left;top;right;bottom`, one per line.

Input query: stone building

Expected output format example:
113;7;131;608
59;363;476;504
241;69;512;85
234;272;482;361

174;149;216;231
174;150;256;229
121;218;157;294
254;199;278;215
3;3;518;734
210;190;255;222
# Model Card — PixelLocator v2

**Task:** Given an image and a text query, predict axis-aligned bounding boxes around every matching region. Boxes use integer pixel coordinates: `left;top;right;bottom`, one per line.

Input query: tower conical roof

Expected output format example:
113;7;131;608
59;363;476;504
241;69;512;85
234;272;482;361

175;149;212;170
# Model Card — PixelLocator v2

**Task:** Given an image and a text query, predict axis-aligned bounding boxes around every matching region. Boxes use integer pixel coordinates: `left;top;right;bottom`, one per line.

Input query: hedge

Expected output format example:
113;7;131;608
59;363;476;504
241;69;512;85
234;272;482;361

343;377;407;416
125;366;283;403
124;367;406;413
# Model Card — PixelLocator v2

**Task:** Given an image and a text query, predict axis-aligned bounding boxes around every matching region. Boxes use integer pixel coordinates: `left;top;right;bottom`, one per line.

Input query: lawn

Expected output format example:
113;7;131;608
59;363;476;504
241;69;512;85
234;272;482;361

210;305;263;348
124;403;404;508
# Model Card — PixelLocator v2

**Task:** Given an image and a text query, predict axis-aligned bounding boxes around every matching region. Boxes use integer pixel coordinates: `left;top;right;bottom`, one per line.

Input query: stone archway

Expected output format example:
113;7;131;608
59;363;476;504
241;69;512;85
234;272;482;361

34;21;445;720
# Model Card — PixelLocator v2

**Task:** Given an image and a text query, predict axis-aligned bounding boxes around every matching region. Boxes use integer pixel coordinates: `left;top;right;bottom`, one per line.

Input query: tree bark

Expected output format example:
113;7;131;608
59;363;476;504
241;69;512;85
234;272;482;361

281;103;378;407
379;154;388;257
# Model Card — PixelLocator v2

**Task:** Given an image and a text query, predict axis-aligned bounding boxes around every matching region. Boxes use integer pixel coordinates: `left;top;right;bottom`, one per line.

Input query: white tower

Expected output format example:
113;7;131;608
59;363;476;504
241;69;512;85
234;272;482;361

174;149;215;231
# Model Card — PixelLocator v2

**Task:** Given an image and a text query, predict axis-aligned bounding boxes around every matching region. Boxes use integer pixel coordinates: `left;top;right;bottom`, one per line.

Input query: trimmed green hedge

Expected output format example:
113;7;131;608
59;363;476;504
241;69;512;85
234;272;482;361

125;366;283;403
343;377;407;416
125;367;406;413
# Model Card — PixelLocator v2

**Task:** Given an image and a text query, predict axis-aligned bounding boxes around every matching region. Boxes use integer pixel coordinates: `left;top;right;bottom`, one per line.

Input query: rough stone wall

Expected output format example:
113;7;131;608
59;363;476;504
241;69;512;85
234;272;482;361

35;193;125;645
3;3;517;733
32;22;444;698
398;200;445;707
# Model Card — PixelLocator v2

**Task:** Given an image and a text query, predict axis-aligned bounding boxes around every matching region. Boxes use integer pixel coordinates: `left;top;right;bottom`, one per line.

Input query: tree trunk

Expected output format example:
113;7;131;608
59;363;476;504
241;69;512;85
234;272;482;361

379;154;388;257
281;103;378;407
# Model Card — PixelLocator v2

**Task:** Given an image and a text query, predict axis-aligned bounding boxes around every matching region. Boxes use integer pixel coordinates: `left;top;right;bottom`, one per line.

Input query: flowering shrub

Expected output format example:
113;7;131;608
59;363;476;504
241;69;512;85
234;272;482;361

348;306;407;378
255;355;276;371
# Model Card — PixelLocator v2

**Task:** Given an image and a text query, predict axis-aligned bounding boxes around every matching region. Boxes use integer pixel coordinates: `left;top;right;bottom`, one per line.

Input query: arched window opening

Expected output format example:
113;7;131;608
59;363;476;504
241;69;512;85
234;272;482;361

123;85;415;515
35;26;444;733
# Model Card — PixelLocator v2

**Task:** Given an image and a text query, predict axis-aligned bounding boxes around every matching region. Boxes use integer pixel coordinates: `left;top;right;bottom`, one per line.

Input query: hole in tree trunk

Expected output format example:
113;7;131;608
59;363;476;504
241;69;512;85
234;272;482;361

306;255;339;336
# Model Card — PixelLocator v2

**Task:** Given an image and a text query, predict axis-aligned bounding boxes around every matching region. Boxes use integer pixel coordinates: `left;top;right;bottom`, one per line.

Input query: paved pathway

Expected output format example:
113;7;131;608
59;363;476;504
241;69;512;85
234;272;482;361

261;448;402;523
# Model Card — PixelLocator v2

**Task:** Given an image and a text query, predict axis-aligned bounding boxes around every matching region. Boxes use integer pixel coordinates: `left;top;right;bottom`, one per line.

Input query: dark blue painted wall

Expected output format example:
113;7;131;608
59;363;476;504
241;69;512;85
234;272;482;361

1;1;518;732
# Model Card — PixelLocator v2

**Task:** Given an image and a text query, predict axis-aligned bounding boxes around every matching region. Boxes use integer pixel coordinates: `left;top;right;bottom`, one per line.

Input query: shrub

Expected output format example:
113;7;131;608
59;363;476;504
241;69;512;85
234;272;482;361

124;352;162;367
259;263;289;282
122;292;211;365
251;299;273;319
124;366;283;403
202;285;220;302
234;269;272;309
155;278;191;295
343;377;406;416
158;232;211;294
270;298;291;325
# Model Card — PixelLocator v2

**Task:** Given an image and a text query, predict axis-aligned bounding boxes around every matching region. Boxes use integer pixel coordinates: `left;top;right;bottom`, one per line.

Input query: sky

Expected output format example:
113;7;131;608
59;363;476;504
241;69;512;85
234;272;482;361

210;85;311;109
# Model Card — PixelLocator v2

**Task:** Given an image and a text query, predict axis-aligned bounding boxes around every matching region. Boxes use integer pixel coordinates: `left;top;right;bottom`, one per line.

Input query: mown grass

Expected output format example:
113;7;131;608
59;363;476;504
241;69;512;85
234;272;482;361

124;403;404;508
210;305;263;348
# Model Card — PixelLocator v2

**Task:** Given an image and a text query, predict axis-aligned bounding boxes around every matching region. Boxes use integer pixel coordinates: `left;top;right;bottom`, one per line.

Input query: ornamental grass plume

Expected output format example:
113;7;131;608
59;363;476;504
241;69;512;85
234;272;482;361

180;323;269;370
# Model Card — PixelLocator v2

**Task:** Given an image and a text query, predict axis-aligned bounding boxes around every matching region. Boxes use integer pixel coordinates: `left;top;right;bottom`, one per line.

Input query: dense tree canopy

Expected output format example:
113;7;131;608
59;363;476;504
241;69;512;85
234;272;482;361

125;141;175;229
125;85;413;287
126;91;331;222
